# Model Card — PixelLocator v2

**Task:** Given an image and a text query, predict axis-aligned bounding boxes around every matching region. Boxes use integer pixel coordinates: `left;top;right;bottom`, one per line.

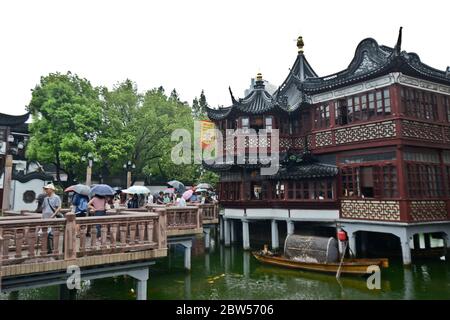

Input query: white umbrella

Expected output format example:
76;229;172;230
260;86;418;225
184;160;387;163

122;186;151;194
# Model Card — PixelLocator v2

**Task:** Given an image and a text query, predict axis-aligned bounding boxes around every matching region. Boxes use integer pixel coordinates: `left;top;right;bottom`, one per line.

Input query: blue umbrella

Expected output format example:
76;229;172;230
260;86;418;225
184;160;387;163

90;184;115;197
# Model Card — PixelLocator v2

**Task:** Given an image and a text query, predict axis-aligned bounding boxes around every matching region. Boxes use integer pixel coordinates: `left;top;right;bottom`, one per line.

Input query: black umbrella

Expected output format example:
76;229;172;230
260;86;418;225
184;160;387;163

90;184;115;197
167;180;185;193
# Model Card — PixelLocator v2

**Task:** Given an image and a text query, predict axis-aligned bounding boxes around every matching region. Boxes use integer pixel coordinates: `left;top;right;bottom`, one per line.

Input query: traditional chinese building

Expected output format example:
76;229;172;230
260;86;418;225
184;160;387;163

205;28;450;264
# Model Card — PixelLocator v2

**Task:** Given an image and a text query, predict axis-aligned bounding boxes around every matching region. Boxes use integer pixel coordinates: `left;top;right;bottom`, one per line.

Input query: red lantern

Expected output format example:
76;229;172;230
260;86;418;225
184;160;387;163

337;230;347;242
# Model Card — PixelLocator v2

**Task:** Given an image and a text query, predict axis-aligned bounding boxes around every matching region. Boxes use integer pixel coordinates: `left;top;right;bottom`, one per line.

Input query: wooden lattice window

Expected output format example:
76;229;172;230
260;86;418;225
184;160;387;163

314;104;330;128
286;179;333;200
446;166;450;196
341;165;398;199
406;163;443;198
444;96;450;123
335;88;391;126
401;87;438;121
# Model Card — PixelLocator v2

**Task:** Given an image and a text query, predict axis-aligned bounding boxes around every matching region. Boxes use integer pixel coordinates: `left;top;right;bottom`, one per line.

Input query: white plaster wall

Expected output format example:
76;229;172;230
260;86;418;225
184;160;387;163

246;208;289;219
290;209;339;221
223;208;245;219
11;179;47;211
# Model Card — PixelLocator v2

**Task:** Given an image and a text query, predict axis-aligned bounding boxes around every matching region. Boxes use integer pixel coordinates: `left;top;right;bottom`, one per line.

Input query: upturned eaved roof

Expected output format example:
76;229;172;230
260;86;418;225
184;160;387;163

301;28;450;94
206;77;290;120
206;28;450;122
0;112;30;127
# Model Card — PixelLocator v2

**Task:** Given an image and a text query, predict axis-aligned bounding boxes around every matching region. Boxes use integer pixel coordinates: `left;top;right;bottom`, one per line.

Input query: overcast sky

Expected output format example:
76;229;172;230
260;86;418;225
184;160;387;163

0;0;448;115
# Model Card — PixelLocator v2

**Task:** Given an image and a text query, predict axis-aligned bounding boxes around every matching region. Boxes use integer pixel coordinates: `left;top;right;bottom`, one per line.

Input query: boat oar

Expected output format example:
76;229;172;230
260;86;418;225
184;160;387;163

336;241;348;280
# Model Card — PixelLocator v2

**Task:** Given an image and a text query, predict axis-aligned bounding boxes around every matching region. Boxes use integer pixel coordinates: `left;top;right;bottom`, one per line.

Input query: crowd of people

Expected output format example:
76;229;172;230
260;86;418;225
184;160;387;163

33;183;216;251
149;190;214;207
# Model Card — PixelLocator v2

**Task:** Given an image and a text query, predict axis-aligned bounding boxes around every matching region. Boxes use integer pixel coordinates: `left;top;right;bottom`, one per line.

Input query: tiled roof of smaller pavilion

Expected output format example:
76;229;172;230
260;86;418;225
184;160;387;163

206;74;291;121
0;112;30;127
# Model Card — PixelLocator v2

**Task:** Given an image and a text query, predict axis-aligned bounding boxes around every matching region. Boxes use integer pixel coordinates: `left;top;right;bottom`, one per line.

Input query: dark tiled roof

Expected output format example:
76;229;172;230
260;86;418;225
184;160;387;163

205;106;233;120
208;29;449;123
268;163;338;179
301;33;450;94
206;80;291;120
236;85;274;114
0;112;29;127
202;161;233;172
274;53;318;111
12;171;53;183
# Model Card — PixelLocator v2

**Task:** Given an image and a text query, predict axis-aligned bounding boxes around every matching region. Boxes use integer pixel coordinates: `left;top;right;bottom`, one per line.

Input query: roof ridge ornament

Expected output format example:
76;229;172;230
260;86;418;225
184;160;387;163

297;36;304;54
254;72;265;89
256;72;263;81
394;26;403;56
228;86;238;104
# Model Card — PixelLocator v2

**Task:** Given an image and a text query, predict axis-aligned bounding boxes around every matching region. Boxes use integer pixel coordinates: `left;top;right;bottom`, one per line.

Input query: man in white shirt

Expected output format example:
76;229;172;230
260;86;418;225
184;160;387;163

176;195;187;207
147;193;154;205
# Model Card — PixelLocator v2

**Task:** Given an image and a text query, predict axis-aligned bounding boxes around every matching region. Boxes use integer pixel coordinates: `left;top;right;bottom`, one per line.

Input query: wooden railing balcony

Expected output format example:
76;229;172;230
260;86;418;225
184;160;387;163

0;212;167;277
154;207;202;237
189;203;219;224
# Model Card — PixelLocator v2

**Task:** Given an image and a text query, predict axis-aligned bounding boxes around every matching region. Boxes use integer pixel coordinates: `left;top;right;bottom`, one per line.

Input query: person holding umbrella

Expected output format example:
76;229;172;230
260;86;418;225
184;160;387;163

88;183;115;237
72;191;89;217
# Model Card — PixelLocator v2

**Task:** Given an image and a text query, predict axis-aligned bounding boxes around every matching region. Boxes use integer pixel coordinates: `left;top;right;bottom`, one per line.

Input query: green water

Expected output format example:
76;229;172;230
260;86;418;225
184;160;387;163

2;237;450;300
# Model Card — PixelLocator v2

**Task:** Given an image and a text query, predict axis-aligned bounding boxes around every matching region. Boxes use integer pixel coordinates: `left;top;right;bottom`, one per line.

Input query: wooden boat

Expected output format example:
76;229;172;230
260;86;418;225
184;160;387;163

252;251;389;276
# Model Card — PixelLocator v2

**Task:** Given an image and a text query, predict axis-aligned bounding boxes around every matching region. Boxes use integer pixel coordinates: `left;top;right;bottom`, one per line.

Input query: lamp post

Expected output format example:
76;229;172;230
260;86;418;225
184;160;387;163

81;153;97;186
123;161;136;188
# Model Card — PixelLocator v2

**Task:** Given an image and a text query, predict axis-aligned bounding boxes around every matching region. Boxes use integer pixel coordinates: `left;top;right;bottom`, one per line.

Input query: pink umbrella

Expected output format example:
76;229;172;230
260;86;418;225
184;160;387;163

182;190;194;200
164;188;175;194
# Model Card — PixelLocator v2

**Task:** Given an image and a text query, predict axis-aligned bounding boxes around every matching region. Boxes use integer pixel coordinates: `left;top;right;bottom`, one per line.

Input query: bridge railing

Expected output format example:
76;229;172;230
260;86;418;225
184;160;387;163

0;212;166;267
0;218;67;265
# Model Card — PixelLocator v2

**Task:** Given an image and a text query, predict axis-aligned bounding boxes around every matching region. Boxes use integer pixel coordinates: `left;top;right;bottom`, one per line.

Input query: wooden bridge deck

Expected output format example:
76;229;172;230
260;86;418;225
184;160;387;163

0;203;219;279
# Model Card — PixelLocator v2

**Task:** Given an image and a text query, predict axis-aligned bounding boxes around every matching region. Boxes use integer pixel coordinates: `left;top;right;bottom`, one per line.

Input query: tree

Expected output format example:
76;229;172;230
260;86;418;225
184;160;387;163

26;72;102;185
192;89;208;120
97;79;141;177
191;97;200;119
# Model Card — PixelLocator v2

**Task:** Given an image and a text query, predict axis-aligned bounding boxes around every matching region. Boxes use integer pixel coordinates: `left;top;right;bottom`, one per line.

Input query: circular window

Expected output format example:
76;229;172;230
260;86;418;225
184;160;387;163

23;190;36;204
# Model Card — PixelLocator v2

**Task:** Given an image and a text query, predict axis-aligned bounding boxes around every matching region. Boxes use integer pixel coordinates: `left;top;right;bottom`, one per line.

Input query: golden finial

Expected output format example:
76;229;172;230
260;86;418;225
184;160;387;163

256;72;263;81
297;36;304;53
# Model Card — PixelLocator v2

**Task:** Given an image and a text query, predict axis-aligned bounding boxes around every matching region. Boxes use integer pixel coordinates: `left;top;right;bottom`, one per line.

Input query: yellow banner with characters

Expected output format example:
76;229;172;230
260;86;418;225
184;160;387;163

200;120;216;150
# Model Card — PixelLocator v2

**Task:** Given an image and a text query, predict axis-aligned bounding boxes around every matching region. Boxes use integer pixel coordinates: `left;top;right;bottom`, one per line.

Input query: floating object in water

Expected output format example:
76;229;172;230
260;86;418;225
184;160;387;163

253;234;388;276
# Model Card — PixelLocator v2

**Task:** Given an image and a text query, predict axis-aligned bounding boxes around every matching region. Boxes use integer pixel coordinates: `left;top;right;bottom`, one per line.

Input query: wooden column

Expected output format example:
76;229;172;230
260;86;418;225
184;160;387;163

396;146;409;221
2;154;13;211
157;209;167;249
64;212;77;260
391;84;403;116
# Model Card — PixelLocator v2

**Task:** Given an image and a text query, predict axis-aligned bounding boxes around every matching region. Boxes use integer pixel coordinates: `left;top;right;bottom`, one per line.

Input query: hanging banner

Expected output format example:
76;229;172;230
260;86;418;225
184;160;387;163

199;120;216;150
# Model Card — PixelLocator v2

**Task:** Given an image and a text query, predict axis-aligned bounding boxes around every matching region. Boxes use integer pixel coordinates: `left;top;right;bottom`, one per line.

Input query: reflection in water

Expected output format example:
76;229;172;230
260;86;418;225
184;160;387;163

205;253;210;274
403;268;414;300
243;251;250;278
224;247;231;274
1;231;450;300
184;273;191;300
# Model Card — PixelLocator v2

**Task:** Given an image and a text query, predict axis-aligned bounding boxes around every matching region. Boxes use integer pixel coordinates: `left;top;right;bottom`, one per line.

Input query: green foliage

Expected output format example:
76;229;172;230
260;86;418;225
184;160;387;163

192;89;208;120
26;72;102;183
97;79;140;175
26;72;219;188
